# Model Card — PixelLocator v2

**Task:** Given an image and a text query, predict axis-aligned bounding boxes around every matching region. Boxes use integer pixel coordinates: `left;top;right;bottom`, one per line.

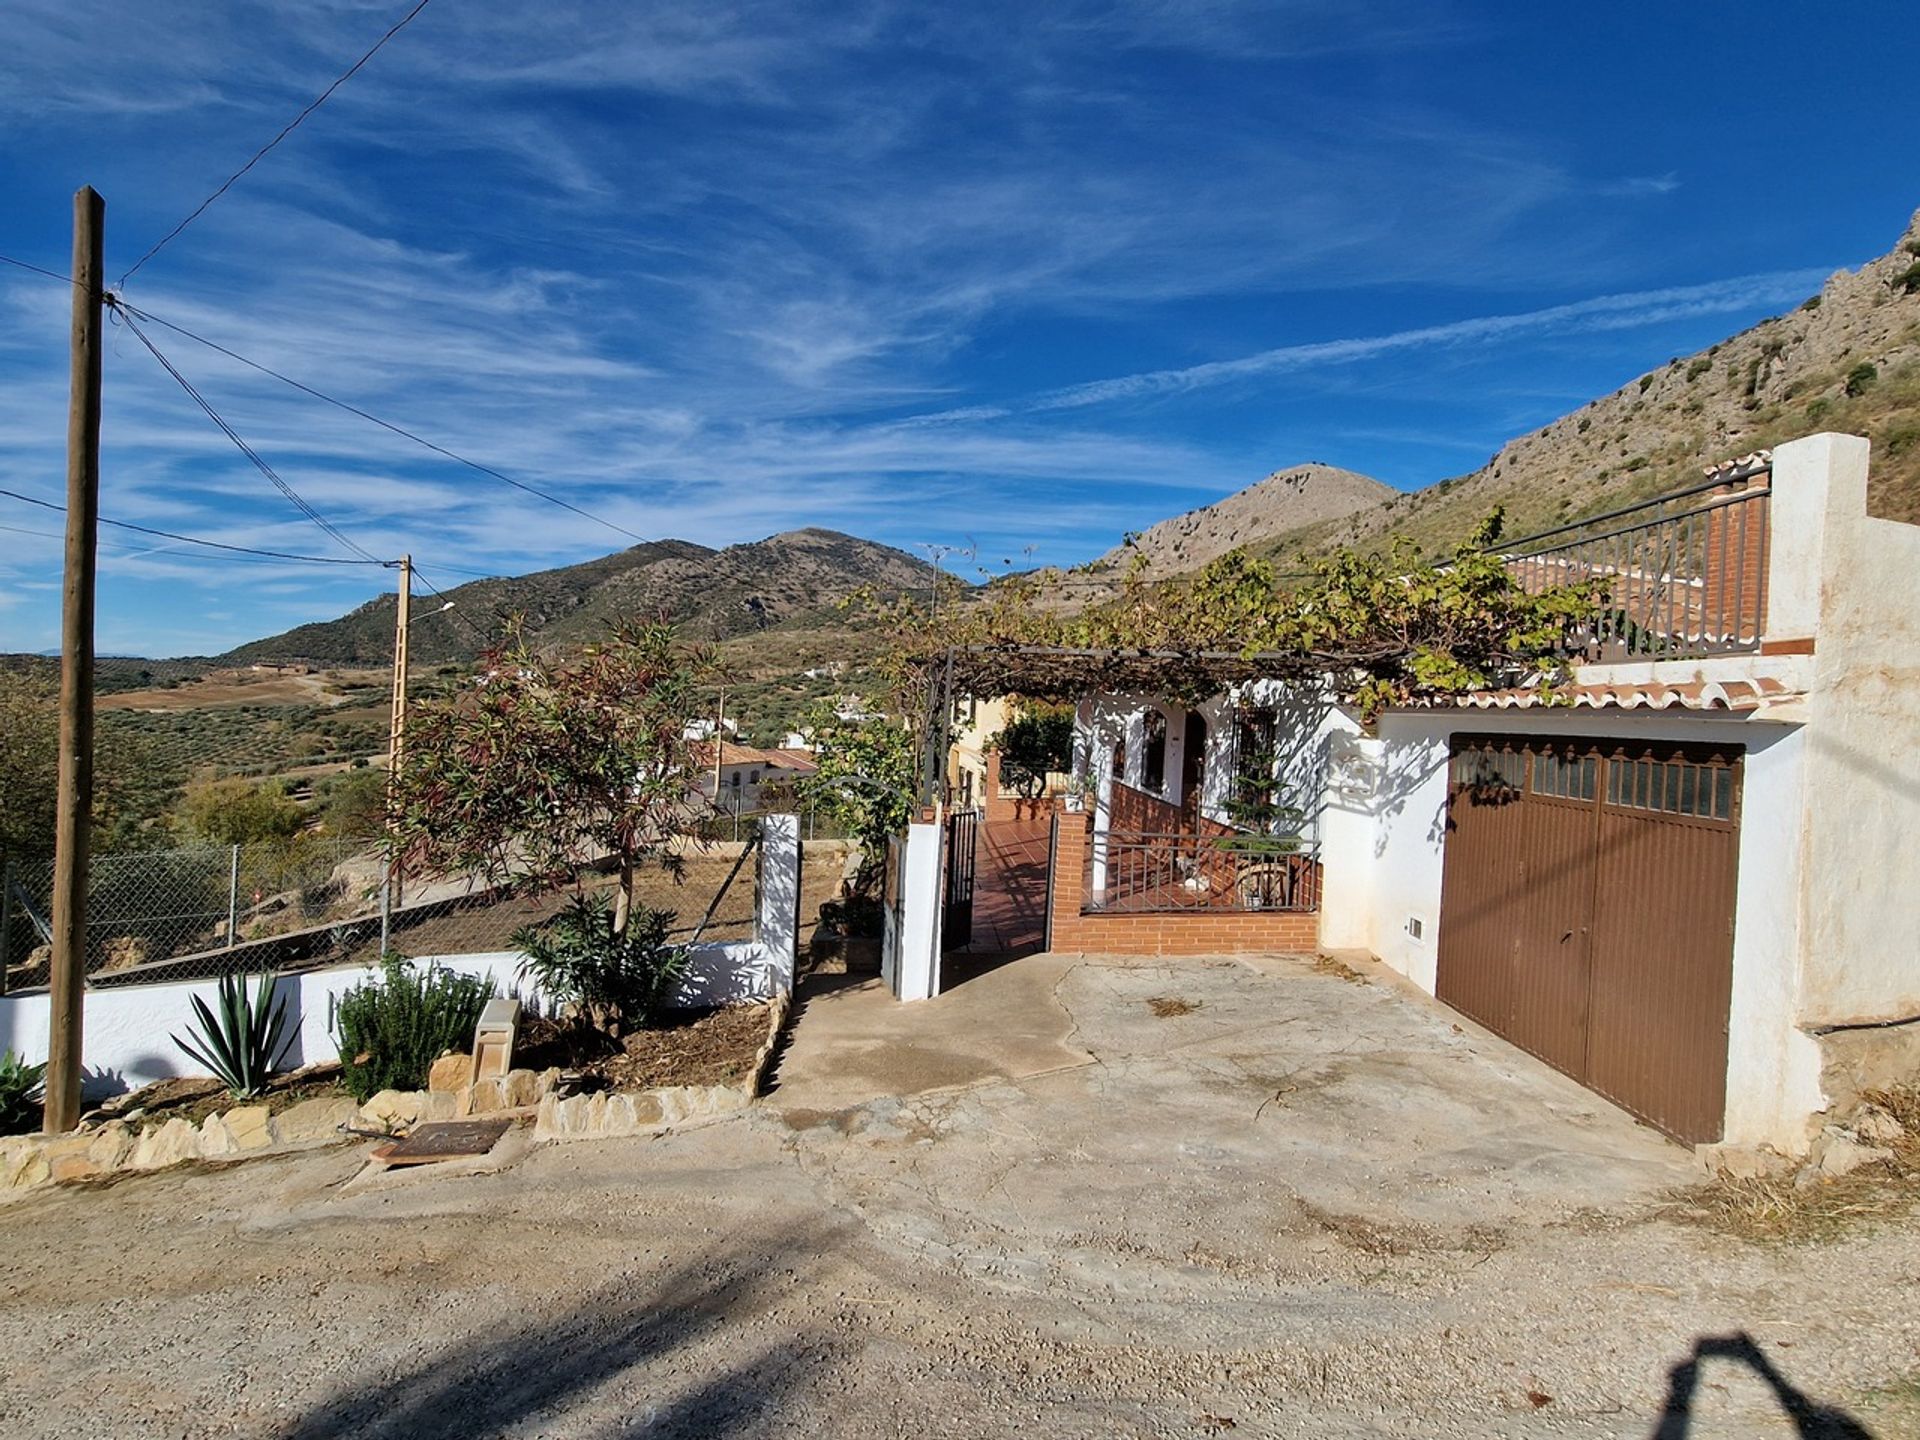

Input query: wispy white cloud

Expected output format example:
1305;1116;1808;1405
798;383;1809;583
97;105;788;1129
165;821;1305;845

1027;269;1828;411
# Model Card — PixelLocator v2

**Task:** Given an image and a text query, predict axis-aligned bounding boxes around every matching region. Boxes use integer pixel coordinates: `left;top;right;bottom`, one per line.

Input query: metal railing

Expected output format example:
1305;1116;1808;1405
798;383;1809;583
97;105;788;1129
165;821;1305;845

1085;830;1319;915
1499;468;1772;662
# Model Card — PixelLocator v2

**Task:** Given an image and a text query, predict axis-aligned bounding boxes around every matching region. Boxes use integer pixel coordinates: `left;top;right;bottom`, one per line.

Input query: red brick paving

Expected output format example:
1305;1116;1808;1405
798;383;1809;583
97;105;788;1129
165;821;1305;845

954;814;1053;958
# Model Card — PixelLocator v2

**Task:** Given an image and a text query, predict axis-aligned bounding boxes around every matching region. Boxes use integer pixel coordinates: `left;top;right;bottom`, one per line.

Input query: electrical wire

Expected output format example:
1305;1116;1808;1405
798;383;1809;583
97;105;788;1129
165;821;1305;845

406;560;489;643
116;300;653;546
114;305;386;564
0;252;82;288
0;486;386;565
118;0;436;287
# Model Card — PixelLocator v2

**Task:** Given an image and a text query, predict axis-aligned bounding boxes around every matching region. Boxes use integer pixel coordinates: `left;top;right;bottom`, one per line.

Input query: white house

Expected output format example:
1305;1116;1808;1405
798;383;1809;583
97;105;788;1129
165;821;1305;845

1053;433;1918;1158
692;741;818;814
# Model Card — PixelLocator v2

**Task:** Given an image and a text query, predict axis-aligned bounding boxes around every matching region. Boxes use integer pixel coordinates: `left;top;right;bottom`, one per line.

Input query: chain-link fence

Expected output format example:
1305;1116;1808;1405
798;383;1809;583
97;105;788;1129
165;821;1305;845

695;800;857;844
1;827;852;993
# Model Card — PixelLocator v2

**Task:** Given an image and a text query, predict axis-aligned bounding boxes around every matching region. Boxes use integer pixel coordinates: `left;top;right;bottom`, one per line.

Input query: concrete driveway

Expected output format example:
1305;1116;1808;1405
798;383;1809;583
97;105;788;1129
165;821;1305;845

0;952;1913;1439
771;951;1700;1232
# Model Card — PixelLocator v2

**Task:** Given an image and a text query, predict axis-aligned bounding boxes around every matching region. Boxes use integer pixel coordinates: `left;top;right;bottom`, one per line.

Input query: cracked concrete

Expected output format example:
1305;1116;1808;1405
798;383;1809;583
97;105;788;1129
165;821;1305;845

1;953;1915;1438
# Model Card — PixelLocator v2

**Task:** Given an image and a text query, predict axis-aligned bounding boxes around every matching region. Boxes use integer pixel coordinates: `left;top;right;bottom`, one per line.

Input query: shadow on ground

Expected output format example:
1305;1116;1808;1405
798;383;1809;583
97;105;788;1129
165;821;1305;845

1652;1332;1873;1438
277;1236;824;1440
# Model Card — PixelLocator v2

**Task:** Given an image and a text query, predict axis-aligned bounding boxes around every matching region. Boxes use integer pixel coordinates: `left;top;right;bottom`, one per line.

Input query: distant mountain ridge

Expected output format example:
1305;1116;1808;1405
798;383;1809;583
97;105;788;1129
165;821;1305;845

221;527;941;666
1089;463;1395;577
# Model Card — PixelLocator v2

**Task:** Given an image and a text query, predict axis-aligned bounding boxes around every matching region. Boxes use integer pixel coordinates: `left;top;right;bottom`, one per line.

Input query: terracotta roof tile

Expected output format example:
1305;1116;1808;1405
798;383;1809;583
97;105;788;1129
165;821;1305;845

1455;675;1798;713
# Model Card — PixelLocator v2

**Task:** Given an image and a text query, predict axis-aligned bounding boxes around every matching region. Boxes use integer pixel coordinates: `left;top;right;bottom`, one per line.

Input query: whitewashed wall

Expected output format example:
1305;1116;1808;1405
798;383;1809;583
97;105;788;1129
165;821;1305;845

0;815;802;1101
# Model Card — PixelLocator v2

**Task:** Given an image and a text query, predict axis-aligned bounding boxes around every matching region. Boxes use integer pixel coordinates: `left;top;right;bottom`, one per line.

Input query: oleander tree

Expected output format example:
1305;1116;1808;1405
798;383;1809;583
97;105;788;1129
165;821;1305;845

388;619;706;932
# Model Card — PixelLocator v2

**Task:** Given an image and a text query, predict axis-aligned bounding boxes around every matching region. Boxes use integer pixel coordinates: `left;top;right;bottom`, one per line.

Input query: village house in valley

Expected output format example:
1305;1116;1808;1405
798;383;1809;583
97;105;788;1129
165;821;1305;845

691;740;818;813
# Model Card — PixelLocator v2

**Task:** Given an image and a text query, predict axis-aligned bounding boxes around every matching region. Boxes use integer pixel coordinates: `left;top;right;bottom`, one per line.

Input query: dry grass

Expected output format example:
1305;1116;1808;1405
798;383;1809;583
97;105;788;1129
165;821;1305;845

1311;953;1368;985
1663;1086;1920;1244
1146;996;1200;1018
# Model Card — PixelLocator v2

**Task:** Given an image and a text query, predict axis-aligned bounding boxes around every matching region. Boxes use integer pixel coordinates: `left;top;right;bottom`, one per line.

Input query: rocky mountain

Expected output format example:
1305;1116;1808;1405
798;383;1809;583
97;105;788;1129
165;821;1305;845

1088;463;1395;578
221;528;941;666
1247;209;1920;568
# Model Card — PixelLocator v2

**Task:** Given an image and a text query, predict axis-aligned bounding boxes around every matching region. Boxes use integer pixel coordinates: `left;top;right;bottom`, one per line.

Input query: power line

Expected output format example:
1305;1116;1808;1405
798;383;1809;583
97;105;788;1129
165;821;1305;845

0;486;386;565
116;300;653;546
114;304;386;564
0;252;82;288
118;0;436;287
407;561;489;644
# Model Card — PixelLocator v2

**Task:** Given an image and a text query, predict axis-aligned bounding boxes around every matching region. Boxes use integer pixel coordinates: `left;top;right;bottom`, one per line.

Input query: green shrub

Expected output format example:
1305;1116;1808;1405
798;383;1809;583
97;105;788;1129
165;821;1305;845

0;1050;46;1134
1801;294;1822;311
1846;362;1879;398
1686;357;1713;381
173;971;298;1098
1806;397;1832;424
512;893;688;1038
332;957;495;1101
1638;374;1655;393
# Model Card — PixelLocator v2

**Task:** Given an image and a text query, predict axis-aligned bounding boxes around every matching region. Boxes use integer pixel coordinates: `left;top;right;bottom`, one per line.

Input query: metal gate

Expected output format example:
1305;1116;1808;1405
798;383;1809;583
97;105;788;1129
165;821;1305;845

1436;735;1742;1144
942;808;980;951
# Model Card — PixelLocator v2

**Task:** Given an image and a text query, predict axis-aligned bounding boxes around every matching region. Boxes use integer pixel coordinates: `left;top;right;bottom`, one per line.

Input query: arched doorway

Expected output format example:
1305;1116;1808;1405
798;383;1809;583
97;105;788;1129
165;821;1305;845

1181;710;1208;823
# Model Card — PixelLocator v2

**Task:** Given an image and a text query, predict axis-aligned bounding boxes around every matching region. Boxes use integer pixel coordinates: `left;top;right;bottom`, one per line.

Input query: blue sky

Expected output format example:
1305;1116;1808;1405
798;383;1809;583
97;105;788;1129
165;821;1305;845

1;1;1915;657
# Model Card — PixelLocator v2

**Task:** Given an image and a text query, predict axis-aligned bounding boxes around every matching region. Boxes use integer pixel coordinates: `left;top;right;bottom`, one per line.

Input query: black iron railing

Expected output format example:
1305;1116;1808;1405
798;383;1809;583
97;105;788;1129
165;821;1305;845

1500;469;1772;661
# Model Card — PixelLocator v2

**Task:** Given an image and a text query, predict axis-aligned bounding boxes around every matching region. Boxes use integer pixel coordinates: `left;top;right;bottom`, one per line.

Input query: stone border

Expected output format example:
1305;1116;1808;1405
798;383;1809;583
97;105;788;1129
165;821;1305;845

533;997;789;1144
0;1066;565;1199
4;1003;790;1193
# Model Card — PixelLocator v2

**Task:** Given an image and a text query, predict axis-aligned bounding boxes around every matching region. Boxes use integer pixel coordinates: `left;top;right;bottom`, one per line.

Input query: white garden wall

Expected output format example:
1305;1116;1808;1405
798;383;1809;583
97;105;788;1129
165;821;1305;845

0;814;803;1102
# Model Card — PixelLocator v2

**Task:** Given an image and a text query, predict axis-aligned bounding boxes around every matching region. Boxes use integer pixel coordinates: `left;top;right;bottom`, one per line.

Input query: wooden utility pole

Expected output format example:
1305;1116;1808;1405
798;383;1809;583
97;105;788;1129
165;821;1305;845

45;186;104;1134
386;555;412;904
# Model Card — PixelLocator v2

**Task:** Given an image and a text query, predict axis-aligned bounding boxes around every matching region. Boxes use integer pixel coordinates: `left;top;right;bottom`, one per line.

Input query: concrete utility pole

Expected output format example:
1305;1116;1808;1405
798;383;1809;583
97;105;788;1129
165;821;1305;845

45;186;104;1135
385;555;412;905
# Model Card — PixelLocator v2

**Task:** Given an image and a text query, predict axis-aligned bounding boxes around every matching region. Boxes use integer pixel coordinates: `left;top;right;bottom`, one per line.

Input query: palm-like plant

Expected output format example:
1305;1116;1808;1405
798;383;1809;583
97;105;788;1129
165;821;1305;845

0;1050;47;1134
173;971;299;1098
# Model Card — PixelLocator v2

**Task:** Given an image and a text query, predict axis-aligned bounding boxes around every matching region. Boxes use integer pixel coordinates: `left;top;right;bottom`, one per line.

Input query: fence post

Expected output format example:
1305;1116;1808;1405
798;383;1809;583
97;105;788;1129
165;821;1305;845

378;875;392;958
226;843;240;949
0;857;13;998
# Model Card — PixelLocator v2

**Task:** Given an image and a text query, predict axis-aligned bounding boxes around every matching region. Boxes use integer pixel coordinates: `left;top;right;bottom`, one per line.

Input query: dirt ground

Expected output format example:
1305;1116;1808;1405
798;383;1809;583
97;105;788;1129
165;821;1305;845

516;1003;772;1091
1;953;1916;1439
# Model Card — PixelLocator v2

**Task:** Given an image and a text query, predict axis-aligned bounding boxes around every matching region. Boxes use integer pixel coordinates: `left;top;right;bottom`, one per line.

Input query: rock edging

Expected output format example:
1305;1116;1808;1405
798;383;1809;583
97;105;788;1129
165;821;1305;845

0;1065;565;1198
534;997;789;1143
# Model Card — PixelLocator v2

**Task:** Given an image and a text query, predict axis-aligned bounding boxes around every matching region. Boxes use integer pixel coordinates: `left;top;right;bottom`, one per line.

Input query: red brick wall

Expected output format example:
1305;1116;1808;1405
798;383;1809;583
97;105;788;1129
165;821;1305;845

1047;808;1322;956
1110;778;1182;833
1699;482;1770;644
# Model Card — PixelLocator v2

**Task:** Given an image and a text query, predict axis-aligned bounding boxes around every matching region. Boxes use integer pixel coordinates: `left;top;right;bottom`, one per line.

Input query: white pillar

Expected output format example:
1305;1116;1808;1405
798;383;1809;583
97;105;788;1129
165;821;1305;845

756;813;801;996
891;821;944;1003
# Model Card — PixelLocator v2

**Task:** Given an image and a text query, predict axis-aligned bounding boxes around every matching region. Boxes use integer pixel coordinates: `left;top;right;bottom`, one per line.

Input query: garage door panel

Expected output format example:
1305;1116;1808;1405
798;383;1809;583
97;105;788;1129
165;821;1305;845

1435;745;1529;1038
1436;735;1741;1146
1503;796;1595;1078
1585;801;1739;1144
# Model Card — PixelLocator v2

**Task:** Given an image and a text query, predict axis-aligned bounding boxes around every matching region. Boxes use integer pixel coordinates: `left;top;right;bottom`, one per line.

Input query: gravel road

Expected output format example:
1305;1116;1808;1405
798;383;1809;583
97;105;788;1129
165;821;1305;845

1;954;1913;1439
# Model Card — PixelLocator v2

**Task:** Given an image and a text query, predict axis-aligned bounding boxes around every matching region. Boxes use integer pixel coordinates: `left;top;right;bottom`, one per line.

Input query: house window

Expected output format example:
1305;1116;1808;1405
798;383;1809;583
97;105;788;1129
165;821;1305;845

750;769;761;784
1142;712;1167;794
730;772;741;788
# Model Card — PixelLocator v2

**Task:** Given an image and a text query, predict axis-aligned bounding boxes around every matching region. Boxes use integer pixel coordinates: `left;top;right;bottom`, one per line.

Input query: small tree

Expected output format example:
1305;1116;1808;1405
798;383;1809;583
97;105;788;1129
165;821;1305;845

988;703;1074;797
388;620;706;934
177;778;303;847
797;702;918;896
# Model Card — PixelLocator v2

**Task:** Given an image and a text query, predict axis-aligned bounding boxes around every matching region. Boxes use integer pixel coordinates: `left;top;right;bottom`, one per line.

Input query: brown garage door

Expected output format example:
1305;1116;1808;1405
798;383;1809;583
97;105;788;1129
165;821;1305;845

1436;735;1741;1144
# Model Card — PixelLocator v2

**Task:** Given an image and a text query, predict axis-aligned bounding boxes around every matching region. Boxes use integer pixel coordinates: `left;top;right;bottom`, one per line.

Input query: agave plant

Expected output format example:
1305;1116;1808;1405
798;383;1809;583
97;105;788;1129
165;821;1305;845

0;1049;46;1134
173;971;299;1099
